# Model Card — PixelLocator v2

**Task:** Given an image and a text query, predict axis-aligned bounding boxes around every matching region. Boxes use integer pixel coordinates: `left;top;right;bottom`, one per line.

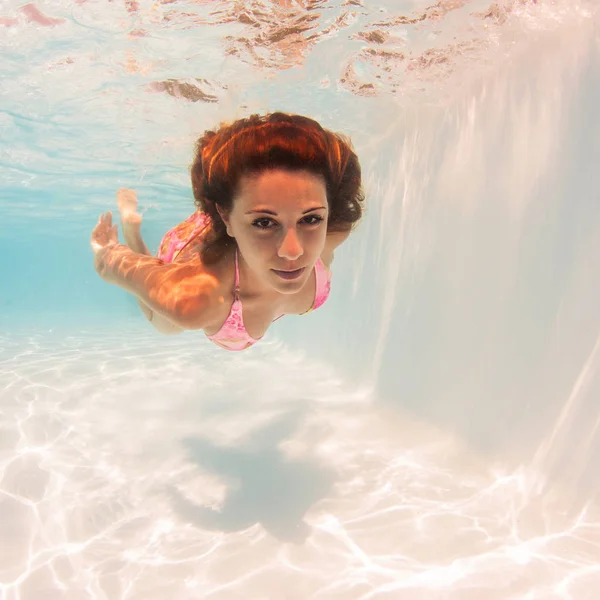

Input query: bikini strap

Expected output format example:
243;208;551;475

234;248;241;299
311;258;331;312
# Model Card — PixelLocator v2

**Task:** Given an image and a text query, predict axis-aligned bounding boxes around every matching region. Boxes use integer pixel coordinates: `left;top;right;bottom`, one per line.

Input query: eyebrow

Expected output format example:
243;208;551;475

246;206;327;215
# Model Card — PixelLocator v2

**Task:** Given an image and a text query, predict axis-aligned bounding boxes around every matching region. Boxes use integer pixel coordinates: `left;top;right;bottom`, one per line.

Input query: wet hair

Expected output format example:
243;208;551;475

190;112;364;264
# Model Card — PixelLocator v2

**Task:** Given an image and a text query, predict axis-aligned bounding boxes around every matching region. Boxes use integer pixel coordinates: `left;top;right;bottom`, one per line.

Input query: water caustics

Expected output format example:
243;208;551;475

2;1;600;599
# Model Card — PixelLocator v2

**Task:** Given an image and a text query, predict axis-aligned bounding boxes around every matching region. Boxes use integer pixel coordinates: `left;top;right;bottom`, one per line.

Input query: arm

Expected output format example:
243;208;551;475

91;212;217;330
96;244;217;329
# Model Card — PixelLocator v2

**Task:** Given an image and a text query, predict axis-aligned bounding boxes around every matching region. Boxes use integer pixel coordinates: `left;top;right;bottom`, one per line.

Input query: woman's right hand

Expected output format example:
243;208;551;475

91;211;120;279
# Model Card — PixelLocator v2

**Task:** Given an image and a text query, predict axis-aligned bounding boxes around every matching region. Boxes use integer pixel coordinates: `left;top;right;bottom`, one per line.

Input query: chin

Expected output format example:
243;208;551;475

273;279;307;294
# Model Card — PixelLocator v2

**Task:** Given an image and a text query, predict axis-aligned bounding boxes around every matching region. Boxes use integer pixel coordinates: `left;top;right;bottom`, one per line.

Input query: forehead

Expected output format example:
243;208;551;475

234;169;327;212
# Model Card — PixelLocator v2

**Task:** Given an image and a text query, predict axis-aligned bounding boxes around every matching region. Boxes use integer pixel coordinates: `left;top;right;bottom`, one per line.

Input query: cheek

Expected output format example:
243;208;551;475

241;231;273;259
309;226;328;249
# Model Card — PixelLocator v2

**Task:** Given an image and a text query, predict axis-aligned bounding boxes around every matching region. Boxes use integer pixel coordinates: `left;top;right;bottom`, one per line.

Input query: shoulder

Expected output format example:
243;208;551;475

170;249;235;330
320;228;351;267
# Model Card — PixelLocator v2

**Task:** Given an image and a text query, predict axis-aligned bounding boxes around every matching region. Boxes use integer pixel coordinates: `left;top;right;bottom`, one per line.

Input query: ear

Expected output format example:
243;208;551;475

215;205;234;237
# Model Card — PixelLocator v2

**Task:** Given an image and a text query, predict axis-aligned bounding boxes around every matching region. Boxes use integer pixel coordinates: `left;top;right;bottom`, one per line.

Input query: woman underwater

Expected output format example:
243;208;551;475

91;112;364;351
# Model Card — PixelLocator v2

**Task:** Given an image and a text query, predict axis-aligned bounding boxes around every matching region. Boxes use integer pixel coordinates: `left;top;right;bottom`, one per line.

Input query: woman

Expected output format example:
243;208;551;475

91;112;364;351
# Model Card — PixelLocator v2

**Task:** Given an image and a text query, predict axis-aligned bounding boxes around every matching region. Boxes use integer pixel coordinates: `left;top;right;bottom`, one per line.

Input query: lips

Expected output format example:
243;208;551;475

272;267;305;280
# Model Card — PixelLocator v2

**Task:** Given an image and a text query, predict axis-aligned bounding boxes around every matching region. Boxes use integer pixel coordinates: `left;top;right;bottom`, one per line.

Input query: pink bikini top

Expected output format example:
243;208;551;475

207;250;332;351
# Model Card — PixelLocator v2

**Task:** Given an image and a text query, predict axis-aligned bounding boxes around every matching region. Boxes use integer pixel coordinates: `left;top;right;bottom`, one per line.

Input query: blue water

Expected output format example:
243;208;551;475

2;1;600;598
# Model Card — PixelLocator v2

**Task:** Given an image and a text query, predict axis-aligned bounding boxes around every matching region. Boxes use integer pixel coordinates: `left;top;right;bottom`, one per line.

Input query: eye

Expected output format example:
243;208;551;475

301;215;324;226
252;217;277;229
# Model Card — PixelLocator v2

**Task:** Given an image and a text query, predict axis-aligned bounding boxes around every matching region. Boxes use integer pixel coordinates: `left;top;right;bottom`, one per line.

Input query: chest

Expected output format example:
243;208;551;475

205;268;318;339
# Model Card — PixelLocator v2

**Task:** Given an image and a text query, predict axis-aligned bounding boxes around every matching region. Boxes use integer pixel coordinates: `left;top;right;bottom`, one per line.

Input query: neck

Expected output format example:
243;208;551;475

235;249;278;300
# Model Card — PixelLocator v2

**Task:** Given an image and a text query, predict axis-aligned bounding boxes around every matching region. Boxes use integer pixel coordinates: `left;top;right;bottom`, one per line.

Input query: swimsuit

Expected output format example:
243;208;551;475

157;211;211;264
157;211;332;351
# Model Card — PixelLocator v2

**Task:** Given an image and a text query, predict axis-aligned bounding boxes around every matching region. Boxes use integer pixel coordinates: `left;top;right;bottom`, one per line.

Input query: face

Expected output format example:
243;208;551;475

219;169;329;294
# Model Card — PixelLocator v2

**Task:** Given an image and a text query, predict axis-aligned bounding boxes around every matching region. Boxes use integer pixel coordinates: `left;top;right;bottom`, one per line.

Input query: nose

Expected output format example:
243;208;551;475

277;227;303;261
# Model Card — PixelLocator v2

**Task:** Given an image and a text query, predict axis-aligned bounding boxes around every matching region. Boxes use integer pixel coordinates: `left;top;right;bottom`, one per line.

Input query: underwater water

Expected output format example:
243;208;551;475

2;0;600;598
